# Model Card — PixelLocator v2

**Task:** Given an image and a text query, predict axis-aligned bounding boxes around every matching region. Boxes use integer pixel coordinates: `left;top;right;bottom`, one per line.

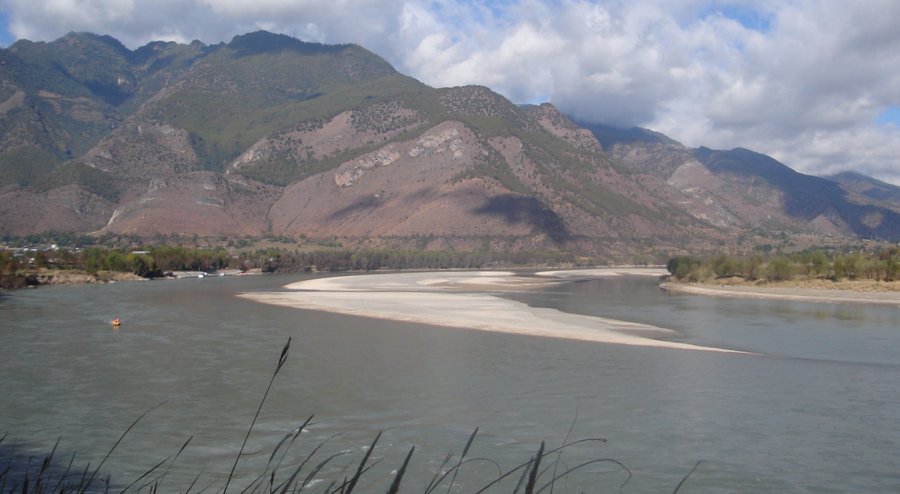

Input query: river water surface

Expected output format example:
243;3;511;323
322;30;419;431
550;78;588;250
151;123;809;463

2;272;900;492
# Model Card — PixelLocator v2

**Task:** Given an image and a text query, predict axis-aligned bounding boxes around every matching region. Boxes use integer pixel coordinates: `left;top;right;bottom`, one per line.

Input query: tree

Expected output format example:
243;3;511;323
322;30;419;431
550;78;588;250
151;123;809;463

712;254;741;278
833;253;861;280
766;256;793;281
666;256;700;280
744;255;763;281
81;247;104;275
128;253;159;277
879;248;900;281
807;250;828;278
0;251;19;276
106;250;129;272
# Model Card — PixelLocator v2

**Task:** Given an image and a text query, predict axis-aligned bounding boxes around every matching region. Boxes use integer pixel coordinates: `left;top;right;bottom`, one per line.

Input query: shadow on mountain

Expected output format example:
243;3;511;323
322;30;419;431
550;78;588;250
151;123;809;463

474;195;570;243
578;121;679;149
328;195;382;220
696;147;900;241
229;31;348;57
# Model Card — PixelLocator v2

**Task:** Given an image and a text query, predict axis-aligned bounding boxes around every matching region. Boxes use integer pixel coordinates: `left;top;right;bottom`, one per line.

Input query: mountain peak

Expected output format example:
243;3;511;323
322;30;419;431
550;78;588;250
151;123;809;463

228;30;350;57
578;122;680;149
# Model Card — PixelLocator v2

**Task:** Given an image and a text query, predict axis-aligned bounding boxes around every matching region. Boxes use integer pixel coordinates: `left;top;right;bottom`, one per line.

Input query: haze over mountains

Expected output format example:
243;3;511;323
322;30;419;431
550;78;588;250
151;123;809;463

2;31;899;255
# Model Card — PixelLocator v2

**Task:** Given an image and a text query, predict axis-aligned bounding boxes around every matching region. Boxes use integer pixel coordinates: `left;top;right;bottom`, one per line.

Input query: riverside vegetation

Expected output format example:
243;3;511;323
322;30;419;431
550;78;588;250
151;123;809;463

0;339;703;493
0;239;587;289
666;247;900;287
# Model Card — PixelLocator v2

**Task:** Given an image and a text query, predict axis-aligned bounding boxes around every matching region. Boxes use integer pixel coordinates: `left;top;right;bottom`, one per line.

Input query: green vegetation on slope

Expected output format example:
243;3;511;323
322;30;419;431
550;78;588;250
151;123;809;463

0;146;62;186
155;73;429;175
33;162;121;201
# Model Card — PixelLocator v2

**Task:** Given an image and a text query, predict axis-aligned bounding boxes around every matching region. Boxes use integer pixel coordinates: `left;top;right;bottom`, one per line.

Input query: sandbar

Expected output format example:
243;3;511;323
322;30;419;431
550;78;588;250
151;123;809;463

239;269;746;353
661;282;900;307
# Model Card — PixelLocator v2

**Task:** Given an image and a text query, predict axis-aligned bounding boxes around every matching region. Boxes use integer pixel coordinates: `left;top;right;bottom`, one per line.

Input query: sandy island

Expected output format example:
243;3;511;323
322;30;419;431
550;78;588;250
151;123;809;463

660;281;900;307
238;268;749;353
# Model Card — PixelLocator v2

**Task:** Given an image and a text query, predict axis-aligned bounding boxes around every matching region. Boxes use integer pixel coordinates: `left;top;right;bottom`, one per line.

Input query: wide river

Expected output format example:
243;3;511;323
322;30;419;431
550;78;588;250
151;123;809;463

2;271;900;493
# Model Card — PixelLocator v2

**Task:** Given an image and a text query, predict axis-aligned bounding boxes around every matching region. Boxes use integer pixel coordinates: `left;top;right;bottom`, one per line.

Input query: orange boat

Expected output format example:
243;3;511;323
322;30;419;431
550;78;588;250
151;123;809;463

111;318;121;327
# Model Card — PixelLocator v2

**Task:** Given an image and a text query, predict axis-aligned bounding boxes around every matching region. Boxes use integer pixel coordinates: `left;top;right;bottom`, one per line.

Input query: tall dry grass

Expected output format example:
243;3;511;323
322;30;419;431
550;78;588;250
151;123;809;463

1;339;700;493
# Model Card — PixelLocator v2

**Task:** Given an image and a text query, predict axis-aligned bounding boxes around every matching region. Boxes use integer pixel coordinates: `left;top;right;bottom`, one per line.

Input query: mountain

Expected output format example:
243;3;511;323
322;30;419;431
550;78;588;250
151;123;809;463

1;31;898;256
593;123;900;243
827;171;900;210
695;148;900;240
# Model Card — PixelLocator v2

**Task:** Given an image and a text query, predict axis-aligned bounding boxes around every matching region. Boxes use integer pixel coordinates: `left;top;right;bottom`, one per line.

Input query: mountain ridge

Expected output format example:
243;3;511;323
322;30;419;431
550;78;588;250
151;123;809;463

2;31;897;256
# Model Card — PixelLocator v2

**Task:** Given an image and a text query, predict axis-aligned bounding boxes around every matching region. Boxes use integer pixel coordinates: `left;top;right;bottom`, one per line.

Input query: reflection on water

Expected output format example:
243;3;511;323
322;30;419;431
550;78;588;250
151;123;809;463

2;273;900;492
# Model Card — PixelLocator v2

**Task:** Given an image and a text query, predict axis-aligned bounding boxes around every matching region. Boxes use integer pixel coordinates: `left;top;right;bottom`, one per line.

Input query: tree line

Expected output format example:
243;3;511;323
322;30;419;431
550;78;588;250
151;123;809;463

243;247;579;272
0;245;233;288
666;247;900;283
1;244;583;289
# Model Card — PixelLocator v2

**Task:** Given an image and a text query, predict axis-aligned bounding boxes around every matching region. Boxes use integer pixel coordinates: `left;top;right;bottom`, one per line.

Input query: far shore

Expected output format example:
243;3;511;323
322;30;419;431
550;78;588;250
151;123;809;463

239;268;751;354
661;280;900;306
0;267;261;289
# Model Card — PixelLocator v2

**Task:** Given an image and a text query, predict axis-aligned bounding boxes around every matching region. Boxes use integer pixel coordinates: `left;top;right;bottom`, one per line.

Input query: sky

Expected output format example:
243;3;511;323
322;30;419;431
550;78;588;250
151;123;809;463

1;0;899;184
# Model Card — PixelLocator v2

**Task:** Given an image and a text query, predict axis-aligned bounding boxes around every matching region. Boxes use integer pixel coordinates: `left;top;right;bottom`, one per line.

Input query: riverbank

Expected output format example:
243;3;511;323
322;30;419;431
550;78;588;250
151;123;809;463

0;269;147;289
0;268;263;289
239;268;748;353
660;279;900;306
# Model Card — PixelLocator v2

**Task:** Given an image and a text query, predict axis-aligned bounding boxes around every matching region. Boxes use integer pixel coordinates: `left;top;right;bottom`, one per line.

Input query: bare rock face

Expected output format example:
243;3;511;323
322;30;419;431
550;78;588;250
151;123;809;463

665;159;795;230
228;105;424;179
269;121;524;238
530;104;603;153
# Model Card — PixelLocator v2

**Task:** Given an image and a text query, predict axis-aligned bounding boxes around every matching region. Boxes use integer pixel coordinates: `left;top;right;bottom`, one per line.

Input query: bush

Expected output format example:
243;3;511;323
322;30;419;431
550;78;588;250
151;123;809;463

666;256;701;280
765;256;794;282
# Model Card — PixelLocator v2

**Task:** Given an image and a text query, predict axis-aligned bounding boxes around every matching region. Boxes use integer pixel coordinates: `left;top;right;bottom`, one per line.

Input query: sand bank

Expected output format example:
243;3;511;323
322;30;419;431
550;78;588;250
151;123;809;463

536;267;669;278
661;282;900;307
239;269;746;353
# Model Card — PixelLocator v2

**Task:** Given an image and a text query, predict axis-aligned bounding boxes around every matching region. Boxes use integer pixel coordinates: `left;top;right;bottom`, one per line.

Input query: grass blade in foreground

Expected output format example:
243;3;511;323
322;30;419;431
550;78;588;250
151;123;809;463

224;337;291;494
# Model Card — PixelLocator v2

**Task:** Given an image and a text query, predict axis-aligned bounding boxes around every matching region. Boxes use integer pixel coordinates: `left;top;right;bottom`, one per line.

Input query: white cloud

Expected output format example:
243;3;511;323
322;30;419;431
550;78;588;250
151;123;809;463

2;0;899;184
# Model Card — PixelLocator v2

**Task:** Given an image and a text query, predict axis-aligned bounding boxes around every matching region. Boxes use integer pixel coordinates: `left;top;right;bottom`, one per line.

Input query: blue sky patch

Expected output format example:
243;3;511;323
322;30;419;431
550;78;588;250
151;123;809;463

0;12;12;47
876;107;900;127
700;4;772;32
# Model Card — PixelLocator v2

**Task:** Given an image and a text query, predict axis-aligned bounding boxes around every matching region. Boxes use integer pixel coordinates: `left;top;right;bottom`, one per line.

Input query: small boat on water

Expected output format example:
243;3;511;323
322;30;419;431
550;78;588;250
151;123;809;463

111;318;121;327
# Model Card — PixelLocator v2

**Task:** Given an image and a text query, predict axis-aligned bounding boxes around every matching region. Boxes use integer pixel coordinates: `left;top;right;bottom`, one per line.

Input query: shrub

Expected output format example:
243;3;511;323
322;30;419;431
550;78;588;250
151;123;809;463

666;256;701;280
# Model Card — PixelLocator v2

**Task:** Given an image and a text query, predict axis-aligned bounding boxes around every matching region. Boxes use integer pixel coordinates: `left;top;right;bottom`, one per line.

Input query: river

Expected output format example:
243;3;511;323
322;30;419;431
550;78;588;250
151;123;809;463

1;272;899;492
